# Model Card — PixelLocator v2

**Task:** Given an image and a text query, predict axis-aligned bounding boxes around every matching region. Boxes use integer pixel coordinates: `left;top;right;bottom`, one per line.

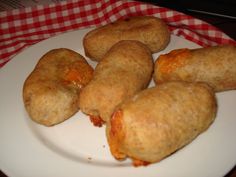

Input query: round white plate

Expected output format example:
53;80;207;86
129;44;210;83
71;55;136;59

0;28;235;177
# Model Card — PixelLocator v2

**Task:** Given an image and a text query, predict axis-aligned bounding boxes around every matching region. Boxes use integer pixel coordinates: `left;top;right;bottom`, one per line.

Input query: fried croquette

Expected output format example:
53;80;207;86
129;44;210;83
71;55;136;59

83;16;170;61
23;48;93;126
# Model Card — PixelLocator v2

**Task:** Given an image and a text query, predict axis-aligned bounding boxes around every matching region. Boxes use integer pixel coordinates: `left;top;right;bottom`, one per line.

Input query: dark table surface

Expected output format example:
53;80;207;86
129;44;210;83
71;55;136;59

141;0;236;41
1;1;236;177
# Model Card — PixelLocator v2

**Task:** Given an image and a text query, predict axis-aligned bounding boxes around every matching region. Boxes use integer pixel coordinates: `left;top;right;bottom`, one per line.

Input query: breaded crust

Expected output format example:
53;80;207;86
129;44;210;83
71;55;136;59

154;45;236;92
83;16;170;61
107;81;217;166
79;40;153;124
23;48;93;126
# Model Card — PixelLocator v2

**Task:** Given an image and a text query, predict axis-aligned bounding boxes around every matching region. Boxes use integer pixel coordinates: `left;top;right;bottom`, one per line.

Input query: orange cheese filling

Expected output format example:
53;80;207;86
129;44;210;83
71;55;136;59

89;115;105;127
132;158;150;167
64;60;93;88
109;110;126;160
157;48;190;74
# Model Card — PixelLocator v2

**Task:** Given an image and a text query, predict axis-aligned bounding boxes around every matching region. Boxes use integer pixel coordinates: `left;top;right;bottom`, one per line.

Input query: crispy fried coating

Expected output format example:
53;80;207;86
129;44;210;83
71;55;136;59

79;40;153;124
83;16;170;61
23;48;93;126
154;45;236;92
107;81;217;166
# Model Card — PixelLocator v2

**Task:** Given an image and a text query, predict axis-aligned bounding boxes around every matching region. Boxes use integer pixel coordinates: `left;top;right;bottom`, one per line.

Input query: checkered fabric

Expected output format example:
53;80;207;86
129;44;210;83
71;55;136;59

0;0;235;67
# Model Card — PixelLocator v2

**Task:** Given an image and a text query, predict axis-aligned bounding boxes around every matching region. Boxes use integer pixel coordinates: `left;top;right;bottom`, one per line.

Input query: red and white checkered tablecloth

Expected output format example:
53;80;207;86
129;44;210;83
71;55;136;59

0;0;236;68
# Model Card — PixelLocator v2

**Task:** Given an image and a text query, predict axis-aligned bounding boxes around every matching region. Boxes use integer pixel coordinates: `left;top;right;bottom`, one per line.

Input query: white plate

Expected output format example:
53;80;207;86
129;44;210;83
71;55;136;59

0;28;236;177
